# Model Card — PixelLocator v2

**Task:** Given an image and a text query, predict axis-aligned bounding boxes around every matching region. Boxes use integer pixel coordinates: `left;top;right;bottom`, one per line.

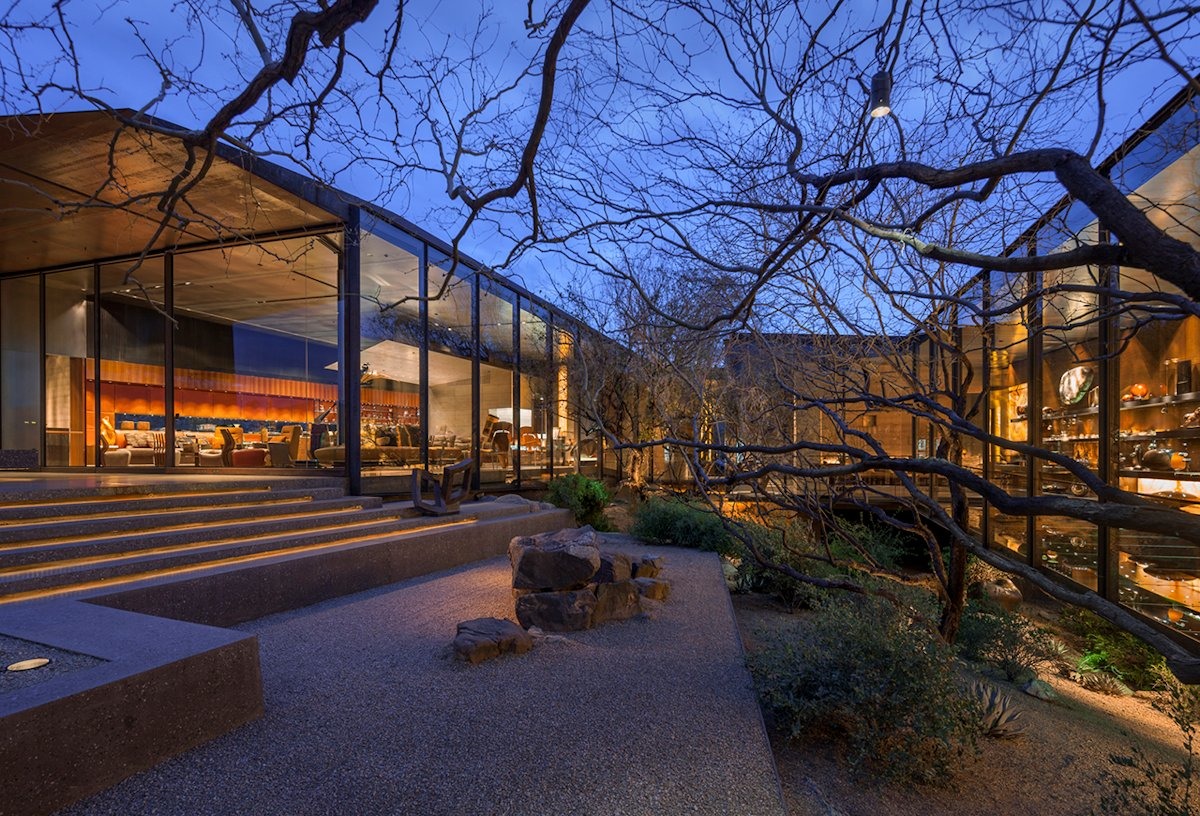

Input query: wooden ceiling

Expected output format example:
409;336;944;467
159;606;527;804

0;111;339;275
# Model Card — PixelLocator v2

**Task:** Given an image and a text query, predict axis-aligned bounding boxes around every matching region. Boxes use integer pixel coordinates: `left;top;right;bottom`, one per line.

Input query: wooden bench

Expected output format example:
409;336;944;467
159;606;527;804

411;458;474;516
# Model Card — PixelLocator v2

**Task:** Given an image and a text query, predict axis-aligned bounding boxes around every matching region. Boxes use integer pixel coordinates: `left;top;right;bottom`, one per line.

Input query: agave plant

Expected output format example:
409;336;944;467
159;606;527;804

1078;670;1134;697
971;679;1026;739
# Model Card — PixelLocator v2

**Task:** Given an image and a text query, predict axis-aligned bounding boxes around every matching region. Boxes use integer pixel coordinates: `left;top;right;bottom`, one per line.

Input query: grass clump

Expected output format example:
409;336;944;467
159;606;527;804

544;474;614;531
749;595;977;785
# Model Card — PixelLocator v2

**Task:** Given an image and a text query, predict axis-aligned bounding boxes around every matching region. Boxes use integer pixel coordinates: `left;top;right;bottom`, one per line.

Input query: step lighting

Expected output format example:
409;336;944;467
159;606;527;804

7;657;50;671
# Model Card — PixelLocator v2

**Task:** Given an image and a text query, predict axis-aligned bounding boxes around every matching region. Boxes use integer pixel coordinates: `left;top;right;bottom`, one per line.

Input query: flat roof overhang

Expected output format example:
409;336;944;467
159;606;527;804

0;110;345;276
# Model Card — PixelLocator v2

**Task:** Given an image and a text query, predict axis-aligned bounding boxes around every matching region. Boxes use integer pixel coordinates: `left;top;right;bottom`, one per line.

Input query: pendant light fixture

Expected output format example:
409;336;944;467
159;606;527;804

868;70;892;118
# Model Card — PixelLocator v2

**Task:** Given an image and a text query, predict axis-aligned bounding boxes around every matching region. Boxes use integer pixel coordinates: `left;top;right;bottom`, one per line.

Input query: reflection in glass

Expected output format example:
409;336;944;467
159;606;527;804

1;276;41;459
46;268;96;466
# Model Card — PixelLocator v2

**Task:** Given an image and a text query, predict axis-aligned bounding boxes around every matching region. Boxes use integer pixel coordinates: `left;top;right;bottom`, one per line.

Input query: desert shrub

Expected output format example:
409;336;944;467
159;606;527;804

733;546;827;610
749;595;977;784
956;600;1063;681
630;497;737;555
1061;607;1166;690
1095;667;1200;815
545;474;614;531
826;521;909;571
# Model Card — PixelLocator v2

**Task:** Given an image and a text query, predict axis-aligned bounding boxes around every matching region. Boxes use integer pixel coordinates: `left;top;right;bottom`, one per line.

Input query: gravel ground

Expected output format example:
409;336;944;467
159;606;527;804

65;544;786;816
0;634;105;694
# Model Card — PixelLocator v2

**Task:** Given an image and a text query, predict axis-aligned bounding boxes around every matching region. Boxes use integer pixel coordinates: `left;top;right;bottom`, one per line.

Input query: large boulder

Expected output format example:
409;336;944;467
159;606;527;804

509;527;602;591
634;577;671;601
632;556;664;579
593;580;642;623
515;589;597;631
595;551;633;584
452;617;534;664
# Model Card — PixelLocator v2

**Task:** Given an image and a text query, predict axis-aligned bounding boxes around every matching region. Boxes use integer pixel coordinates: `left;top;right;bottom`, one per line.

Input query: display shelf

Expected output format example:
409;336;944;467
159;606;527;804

1036;391;1200;422
1118;391;1200;410
1120;468;1200;483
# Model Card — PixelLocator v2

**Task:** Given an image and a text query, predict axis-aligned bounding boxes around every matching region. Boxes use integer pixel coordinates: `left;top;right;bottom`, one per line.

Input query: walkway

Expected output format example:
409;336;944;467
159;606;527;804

62;543;786;815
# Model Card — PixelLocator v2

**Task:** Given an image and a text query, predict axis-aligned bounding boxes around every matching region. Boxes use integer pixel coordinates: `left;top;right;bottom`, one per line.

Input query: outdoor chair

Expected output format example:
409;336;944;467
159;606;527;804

411;457;473;516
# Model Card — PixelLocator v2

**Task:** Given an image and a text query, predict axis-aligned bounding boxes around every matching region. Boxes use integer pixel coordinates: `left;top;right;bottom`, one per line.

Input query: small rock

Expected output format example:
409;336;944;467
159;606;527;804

452;617;533;664
980;578;1022;612
515;589;597;631
595;551;633;583
593;580;642;623
632;556;664;579
634;577;671;601
1022;678;1058;701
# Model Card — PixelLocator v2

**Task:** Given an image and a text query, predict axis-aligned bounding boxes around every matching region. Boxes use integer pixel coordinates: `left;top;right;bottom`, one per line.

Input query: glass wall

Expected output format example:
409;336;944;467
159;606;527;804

519;300;553;480
987;269;1033;558
1112;261;1200;628
44;267;96;466
1034;252;1104;591
479;276;517;485
357;222;425;468
427;250;476;471
171;235;341;465
96;262;165;465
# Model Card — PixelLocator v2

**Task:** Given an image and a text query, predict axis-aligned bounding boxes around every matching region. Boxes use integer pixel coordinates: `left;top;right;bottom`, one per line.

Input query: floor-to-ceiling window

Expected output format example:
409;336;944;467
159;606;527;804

357;220;425;469
478;277;517;485
426;249;475;473
0;275;40;460
44;267;96;466
987;268;1033;558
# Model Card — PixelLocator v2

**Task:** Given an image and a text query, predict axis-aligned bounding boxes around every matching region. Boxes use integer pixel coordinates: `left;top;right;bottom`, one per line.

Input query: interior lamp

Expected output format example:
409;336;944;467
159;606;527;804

868;71;892;118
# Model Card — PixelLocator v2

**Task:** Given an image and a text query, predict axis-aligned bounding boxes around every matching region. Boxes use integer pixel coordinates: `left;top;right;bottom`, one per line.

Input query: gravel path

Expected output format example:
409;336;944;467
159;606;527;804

65;544;785;815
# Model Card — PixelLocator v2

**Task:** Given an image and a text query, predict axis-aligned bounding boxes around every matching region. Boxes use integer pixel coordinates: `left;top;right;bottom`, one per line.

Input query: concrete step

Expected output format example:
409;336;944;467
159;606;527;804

0;487;350;537
0;497;396;570
0;508;437;597
4;502;574;626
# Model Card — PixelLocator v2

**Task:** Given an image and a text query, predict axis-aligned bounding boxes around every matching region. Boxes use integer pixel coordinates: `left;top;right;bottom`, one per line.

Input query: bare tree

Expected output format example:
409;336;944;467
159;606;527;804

6;1;1200;677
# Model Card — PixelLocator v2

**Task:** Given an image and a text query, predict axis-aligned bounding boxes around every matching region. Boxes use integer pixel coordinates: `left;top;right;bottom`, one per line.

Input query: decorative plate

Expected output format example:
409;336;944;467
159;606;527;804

1058;366;1095;405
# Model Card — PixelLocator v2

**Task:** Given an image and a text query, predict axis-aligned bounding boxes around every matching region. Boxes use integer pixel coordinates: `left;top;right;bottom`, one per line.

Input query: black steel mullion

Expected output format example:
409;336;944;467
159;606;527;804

342;207;362;495
419;244;430;468
163;253;175;463
512;296;521;486
470;270;481;491
91;263;101;467
1098;229;1118;601
1027;262;1044;567
38;274;45;467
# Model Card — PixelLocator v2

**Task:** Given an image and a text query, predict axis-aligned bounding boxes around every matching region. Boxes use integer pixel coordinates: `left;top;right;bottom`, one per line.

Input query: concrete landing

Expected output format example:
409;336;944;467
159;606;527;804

64;545;787;815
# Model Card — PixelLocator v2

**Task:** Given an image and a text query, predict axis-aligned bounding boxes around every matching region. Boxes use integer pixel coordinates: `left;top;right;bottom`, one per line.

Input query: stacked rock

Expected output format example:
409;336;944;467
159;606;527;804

509;526;670;631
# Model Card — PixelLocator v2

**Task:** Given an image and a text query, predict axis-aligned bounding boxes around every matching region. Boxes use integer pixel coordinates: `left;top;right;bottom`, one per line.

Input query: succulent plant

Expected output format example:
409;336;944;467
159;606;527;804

971;679;1026;738
1078;670;1134;697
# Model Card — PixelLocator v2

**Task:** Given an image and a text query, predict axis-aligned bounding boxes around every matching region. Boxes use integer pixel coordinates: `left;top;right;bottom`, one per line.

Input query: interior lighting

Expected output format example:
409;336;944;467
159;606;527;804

868;71;892;118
